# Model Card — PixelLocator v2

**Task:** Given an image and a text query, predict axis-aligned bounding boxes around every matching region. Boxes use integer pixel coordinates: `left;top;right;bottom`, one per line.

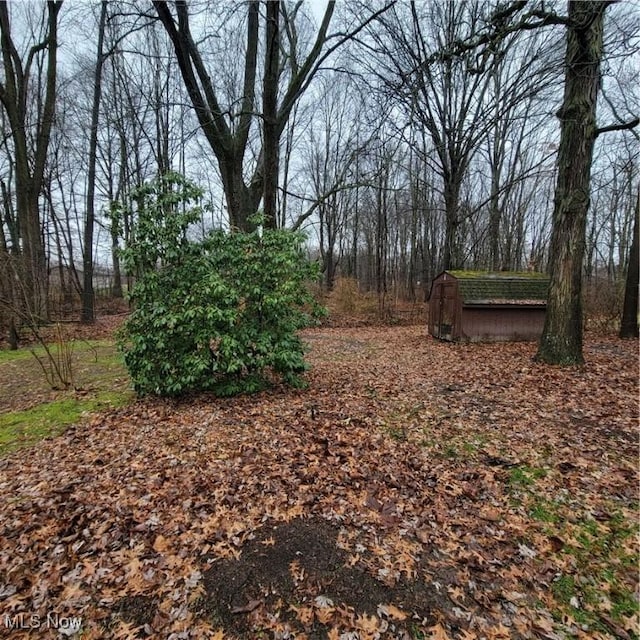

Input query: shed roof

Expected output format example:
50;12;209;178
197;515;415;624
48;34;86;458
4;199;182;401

446;270;549;305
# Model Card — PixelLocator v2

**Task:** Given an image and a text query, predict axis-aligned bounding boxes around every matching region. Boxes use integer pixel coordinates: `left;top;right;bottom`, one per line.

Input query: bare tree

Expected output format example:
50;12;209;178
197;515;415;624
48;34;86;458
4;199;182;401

304;73;368;290
262;0;280;227
95;12;182;296
81;1;108;324
363;1;518;270
153;0;392;231
366;0;637;360
619;186;639;338
439;0;638;362
0;1;63;320
480;28;560;270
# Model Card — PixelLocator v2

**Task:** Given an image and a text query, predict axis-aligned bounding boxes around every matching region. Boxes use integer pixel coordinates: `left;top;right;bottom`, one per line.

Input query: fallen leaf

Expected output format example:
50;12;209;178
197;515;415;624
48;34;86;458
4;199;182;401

231;599;262;614
377;603;407;620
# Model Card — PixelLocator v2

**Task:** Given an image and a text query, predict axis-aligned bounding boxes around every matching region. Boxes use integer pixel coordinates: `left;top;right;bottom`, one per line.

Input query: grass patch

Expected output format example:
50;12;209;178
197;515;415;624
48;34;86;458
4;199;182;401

508;464;548;487
551;574;577;604
536;500;639;633
382;421;407;442
388;428;408;442
443;444;459;459
0;391;132;455
550;563;638;635
418;430;489;461
0;347;34;363
0;339;132;455
528;499;561;524
513;468;638;635
0;338;111;362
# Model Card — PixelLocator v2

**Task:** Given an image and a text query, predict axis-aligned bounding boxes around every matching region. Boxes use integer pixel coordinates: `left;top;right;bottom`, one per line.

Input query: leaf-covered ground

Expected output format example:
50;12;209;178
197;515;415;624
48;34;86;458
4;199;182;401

0;326;637;639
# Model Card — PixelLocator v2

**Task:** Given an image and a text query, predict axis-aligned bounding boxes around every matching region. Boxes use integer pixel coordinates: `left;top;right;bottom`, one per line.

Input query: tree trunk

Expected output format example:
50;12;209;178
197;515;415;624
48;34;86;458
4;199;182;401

0;220;18;349
220;156;260;232
619;188;639;339
81;0;108;324
442;173;463;270
18;189;48;321
110;226;123;299
535;1;607;365
262;0;280;229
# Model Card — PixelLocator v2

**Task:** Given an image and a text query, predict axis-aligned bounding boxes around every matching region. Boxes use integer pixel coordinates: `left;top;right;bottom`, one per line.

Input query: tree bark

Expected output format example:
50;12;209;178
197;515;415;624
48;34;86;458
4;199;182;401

619;187;639;339
81;0;108;324
442;167;464;270
535;1;608;365
262;0;280;229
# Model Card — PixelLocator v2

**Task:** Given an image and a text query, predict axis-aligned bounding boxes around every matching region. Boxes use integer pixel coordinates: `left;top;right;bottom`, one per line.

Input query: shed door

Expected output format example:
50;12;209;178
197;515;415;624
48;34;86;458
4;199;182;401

437;282;456;340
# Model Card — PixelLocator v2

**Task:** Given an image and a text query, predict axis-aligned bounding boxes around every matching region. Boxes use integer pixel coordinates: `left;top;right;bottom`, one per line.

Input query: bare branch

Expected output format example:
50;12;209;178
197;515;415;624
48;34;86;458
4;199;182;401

596;117;640;138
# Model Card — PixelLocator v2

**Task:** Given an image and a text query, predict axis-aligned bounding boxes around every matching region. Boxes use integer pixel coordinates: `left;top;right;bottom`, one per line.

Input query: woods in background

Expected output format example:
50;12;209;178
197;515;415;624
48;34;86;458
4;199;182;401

0;0;638;361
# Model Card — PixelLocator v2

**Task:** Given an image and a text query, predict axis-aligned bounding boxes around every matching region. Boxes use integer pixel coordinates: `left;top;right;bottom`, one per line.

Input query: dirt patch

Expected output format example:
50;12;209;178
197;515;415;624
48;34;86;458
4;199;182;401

195;516;445;638
114;594;157;628
105;515;448;638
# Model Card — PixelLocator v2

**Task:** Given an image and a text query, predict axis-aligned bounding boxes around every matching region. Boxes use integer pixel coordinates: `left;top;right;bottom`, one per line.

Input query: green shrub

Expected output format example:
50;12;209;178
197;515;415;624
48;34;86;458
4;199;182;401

117;172;323;397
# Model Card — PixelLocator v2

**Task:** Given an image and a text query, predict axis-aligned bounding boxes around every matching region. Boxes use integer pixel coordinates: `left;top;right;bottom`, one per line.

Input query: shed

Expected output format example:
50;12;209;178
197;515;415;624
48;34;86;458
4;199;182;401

428;270;549;342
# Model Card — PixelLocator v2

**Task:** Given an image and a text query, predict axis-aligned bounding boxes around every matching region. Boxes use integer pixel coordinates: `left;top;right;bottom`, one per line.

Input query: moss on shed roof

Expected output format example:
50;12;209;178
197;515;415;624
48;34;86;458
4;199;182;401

446;270;549;304
448;270;547;279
